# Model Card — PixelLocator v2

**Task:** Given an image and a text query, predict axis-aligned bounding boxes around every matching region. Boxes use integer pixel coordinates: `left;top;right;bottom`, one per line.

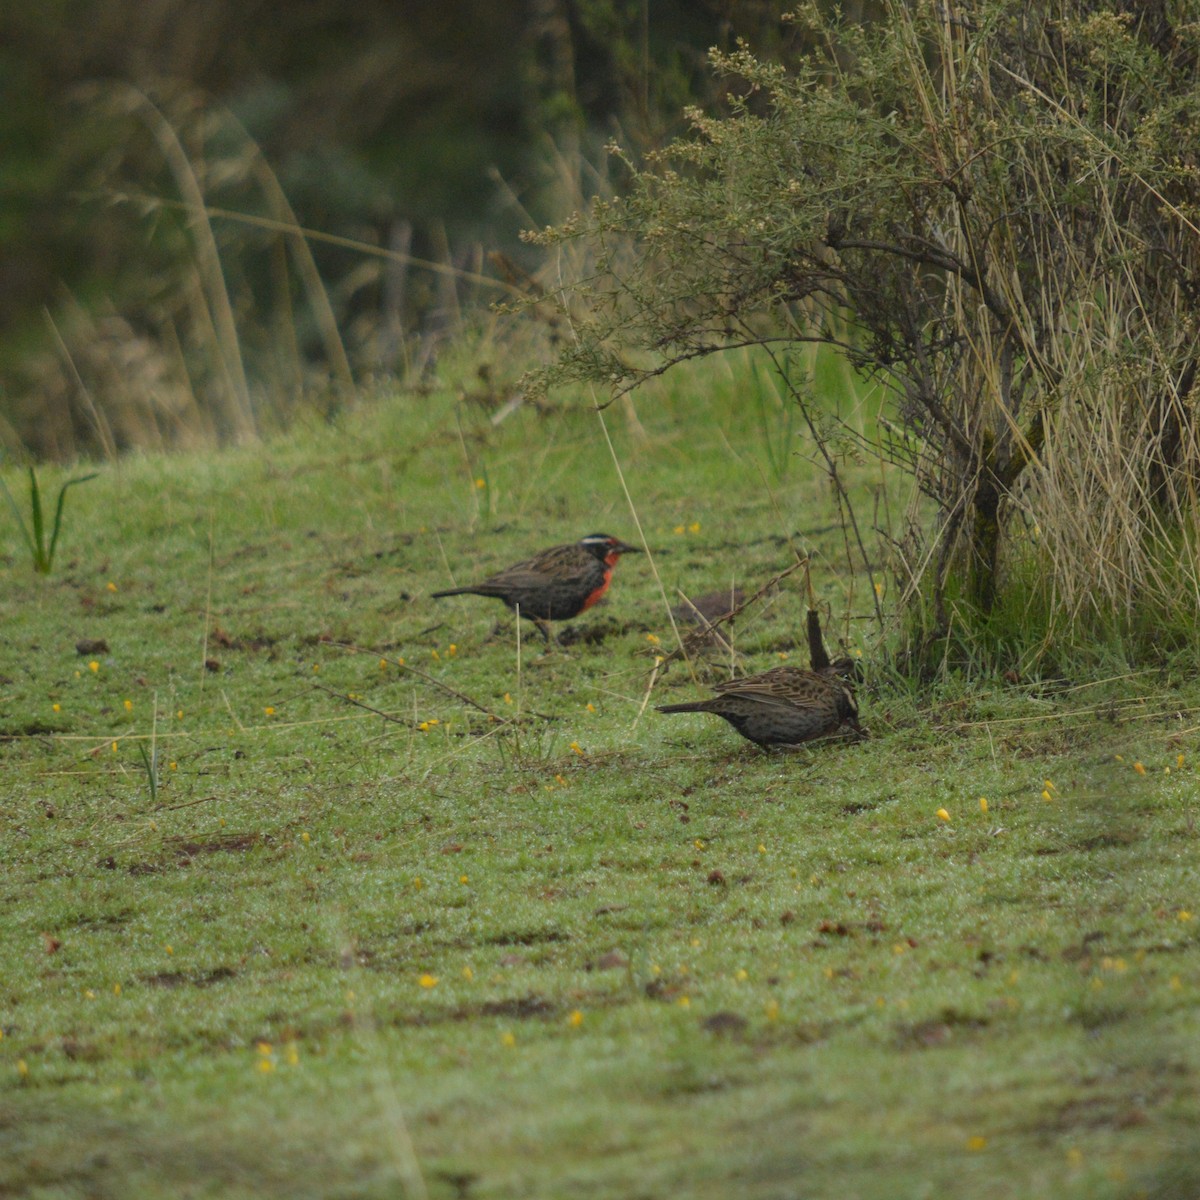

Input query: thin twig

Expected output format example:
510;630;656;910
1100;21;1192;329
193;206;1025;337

631;654;665;731
393;659;557;723
658;557;809;668
673;589;735;652
312;682;420;728
592;400;694;678
758;341;884;631
312;638;557;721
158;793;221;813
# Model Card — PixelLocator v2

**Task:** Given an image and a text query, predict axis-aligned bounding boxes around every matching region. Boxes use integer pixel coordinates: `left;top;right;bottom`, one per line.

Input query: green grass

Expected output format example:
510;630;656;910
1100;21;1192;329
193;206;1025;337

2;358;1198;1199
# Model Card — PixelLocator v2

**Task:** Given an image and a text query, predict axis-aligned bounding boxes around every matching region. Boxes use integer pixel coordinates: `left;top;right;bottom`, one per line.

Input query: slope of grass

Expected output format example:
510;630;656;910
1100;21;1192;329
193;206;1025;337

1;356;1198;1199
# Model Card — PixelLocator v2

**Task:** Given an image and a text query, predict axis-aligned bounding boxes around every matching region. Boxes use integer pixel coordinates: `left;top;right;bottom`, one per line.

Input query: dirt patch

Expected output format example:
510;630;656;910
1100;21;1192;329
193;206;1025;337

476;994;555;1019
210;625;278;653
141;966;236;988
557;617;648;647
484;928;569;947
701;1011;749;1036
895;1009;989;1048
166;832;264;858
0;722;64;740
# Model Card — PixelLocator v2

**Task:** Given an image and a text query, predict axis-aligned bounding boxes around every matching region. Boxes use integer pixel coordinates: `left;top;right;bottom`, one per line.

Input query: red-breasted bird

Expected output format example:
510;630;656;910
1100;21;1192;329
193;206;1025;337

656;665;864;749
431;533;641;642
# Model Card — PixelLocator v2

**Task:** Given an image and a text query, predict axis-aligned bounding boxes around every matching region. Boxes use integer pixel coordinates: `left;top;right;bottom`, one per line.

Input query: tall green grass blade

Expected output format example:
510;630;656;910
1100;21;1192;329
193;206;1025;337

46;472;100;572
0;470;39;562
136;741;159;805
0;465;98;574
27;467;48;570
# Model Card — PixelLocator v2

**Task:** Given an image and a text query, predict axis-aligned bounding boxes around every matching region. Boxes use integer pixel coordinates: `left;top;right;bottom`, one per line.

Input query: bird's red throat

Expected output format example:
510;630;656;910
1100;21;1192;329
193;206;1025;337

580;566;615;611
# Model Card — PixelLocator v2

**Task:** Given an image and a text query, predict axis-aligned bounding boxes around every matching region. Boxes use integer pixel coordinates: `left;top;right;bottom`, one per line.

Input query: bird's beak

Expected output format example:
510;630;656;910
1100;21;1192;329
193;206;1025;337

612;540;642;555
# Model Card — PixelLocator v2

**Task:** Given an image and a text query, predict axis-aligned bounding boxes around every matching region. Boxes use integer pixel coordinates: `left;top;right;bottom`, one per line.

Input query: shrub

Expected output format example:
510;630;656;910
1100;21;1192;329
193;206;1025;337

527;0;1200;673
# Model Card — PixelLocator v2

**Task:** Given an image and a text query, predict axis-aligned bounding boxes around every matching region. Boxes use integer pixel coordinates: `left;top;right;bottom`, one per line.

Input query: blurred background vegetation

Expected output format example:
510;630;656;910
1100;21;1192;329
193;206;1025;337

0;0;820;459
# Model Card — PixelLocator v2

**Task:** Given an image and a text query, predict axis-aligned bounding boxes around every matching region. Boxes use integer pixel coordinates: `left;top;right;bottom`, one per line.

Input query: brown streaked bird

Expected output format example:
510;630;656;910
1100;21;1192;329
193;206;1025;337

431;533;640;643
656;665;864;749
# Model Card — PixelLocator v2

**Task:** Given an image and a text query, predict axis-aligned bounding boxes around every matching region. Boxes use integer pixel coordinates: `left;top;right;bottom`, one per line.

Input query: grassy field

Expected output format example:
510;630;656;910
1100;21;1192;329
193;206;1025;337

2;356;1198;1199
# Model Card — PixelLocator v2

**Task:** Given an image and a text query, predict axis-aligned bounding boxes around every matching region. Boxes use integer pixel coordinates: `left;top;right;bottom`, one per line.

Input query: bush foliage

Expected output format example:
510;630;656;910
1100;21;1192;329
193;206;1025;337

529;0;1200;672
